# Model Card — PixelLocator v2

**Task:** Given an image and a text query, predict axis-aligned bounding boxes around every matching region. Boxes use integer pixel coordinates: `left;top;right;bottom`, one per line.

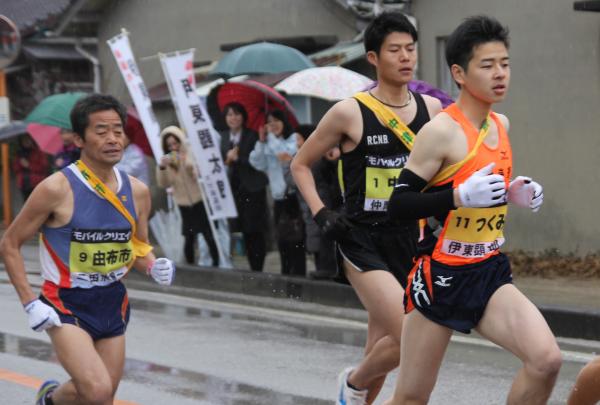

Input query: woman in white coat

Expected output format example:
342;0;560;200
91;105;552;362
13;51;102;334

249;110;305;276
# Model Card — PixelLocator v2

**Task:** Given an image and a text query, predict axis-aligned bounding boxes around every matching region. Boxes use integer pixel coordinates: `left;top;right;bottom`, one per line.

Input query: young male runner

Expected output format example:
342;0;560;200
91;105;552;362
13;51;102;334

291;12;441;404
0;94;175;405
385;15;561;404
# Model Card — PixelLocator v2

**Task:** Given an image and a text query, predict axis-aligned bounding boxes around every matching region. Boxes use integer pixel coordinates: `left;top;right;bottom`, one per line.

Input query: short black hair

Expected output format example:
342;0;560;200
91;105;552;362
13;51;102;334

70;94;127;139
445;15;510;71
222;102;248;127
364;12;418;55
266;109;294;139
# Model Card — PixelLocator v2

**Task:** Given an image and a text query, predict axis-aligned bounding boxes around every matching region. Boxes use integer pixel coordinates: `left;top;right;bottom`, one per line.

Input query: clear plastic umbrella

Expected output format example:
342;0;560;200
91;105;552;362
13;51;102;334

149;191;184;263
275;66;373;101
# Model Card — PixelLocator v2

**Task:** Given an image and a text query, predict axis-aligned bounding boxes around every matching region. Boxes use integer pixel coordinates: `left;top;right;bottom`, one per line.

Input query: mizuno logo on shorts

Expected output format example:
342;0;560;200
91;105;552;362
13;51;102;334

435;275;453;287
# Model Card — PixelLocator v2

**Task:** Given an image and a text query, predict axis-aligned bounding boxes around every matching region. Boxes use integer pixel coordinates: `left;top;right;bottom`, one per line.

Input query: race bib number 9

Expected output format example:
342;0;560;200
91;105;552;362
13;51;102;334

440;205;507;258
69;229;134;274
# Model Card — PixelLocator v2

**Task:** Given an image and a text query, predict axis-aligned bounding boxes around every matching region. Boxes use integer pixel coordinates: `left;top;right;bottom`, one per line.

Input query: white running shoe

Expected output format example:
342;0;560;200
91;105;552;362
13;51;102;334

336;367;368;405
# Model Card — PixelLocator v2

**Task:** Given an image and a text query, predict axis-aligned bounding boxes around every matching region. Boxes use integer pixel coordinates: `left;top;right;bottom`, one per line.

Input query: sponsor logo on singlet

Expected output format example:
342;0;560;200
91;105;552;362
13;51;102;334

366;134;390;146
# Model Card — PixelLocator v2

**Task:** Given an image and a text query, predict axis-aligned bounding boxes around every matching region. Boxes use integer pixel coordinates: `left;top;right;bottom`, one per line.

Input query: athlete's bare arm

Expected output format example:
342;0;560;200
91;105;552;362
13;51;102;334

403;113;467;206
129;176;156;273
404;114;463;180
0;173;70;304
291;98;362;215
422;94;443;119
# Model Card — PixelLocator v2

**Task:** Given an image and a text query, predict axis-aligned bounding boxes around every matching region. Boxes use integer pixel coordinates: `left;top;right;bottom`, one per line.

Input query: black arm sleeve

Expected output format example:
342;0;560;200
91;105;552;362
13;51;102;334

388;168;456;220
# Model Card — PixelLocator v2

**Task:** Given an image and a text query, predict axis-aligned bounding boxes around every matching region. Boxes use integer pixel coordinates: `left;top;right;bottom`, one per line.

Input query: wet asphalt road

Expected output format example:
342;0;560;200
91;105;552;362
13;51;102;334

0;281;597;405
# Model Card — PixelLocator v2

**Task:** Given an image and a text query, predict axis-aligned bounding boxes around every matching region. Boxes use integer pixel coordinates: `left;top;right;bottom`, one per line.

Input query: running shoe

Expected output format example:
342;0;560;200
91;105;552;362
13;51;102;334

35;380;59;405
336;367;368;405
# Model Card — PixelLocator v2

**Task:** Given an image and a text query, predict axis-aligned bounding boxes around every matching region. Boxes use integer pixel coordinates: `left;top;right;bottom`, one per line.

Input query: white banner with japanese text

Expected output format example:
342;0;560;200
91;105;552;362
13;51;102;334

159;50;237;219
107;31;162;161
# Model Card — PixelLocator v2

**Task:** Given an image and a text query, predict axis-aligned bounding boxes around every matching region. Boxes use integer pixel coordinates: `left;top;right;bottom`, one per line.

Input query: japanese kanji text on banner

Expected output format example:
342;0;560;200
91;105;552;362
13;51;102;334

160;50;237;220
107;30;162;161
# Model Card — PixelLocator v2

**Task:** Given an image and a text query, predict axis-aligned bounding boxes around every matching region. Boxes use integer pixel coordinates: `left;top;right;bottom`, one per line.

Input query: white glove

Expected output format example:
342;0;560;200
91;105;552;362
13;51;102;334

24;299;62;332
457;163;506;208
148;258;175;285
507;176;543;212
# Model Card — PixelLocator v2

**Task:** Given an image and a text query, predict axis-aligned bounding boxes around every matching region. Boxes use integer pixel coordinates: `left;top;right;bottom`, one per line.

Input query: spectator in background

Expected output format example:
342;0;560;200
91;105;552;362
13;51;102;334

156;126;219;267
296;125;342;280
53;129;80;170
250;110;305;276
12;134;51;201
220;103;269;272
117;131;150;185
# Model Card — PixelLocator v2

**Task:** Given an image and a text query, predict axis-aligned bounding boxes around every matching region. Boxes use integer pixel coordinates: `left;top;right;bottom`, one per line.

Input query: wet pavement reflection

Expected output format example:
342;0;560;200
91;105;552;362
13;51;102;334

0;331;329;404
130;297;367;347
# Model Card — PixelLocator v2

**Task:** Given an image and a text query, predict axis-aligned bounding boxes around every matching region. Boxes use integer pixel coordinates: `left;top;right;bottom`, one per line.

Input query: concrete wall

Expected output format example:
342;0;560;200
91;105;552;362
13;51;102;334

413;0;600;254
97;0;357;103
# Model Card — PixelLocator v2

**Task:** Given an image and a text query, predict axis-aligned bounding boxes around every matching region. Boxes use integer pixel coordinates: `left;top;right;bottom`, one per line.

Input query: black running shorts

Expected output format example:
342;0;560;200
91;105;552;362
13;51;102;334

404;253;513;334
336;224;418;288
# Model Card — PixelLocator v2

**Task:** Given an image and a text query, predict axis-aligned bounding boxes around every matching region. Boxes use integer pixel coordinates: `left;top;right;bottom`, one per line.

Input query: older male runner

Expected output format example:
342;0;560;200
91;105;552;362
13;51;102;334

0;94;175;405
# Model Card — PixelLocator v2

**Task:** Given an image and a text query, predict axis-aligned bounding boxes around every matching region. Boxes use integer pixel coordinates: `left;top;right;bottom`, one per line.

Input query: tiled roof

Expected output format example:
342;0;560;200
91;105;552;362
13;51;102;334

1;0;73;35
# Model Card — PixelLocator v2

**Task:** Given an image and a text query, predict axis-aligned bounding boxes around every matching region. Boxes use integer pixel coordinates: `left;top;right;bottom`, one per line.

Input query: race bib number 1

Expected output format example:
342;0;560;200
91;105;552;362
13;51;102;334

363;154;407;212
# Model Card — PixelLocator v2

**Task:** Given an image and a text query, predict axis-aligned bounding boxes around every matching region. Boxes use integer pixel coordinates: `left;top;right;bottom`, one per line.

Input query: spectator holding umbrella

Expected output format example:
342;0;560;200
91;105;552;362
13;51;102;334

12;134;51;201
156;126;219;267
219;102;269;272
250;110;305;276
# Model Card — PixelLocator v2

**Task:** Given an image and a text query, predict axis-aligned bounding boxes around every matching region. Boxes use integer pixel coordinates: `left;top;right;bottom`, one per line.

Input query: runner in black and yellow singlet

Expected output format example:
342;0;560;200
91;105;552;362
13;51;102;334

292;12;442;405
384;16;561;405
336;92;431;286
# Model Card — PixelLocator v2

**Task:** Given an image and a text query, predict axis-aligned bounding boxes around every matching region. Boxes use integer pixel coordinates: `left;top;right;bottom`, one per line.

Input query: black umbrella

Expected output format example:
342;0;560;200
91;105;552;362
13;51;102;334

0;121;27;142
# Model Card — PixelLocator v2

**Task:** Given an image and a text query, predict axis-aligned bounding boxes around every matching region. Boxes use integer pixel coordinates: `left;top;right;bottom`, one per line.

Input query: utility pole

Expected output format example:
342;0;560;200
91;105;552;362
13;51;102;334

1;70;8;227
0;15;21;227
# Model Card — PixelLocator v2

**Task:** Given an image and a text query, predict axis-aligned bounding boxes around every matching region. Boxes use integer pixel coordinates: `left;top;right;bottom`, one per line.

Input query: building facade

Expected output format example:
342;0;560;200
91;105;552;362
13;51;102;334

97;0;358;102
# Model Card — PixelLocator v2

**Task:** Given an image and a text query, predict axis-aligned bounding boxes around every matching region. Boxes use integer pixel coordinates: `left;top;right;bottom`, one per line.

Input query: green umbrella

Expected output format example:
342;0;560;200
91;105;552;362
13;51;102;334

210;42;315;78
24;92;87;130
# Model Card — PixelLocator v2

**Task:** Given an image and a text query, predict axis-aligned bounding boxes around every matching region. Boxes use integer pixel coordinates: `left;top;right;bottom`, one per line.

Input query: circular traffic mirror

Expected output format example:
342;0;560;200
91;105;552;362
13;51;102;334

0;15;20;70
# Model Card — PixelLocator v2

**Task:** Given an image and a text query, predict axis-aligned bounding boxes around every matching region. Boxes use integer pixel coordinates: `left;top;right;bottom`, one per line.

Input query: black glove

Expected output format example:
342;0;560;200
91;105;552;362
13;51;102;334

313;207;353;241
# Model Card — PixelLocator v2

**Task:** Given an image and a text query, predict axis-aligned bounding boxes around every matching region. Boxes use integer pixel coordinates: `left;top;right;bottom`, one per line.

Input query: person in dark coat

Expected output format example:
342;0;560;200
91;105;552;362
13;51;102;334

219;103;269;271
296;125;342;279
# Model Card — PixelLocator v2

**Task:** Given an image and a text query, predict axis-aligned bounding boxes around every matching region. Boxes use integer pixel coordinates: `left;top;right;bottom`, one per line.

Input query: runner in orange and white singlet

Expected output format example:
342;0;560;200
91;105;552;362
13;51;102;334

402;103;514;331
383;16;561;405
424;102;512;267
